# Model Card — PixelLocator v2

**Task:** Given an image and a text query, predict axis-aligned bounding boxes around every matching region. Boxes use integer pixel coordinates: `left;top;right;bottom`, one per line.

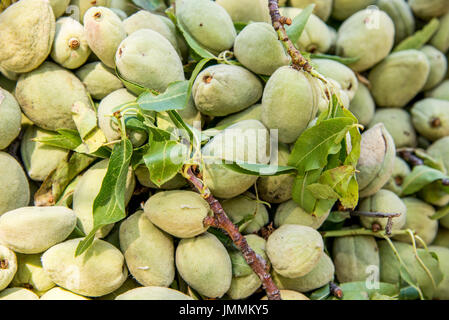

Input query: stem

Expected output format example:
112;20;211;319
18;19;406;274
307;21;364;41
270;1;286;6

398;149;424;167
184;166;281;300
350;211;402;218
268;0;312;72
321;228;410;239
329;282;343;299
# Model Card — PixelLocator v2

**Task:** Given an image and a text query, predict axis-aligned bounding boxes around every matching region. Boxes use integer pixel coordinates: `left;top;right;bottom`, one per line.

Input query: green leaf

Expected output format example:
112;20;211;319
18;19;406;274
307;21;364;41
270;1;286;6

187;58;212;104
310;53;360;65
222;162;297;176
35;129;82;150
286;4;315;44
401;165;448;196
143;139;189;187
175;17;216;59
75;139;133;256
292;169;323;213
431;204;449;220
115;67;151;96
309;284;330;300
326;211;351;223
233;22;247;33
288;117;355;175
71;101;97;139
137;81;189;112
414;149;447;174
337;282;399;300
394;18;440;52
338;176;359;210
34;152;96;207
306;183;340;200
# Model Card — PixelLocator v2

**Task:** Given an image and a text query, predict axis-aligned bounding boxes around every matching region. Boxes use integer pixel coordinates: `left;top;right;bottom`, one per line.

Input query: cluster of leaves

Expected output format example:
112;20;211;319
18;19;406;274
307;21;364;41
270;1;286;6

34;3;362;257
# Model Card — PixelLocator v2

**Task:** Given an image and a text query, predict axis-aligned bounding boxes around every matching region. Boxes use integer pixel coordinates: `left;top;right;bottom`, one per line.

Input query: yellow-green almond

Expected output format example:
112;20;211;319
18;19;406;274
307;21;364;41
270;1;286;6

274;200;329;229
0;245;17;290
192;64;263;117
261;66;321;143
84;6;127;68
11;253;55;294
115;29;185;92
15;62;91;131
0;87;21;150
233;22;290;76
175;0;236;55
336;8;395;72
0;152;30;216
20;125;70;182
75;62;124;100
176;232;232;298
0;0;55;73
41;238;128;297
216;0;271;24
0;206;76;254
267;224;324;278
116;286;193;300
51;17;91;69
144;190;211;238
119;211;175;287
0;287;39;300
40;287;89;300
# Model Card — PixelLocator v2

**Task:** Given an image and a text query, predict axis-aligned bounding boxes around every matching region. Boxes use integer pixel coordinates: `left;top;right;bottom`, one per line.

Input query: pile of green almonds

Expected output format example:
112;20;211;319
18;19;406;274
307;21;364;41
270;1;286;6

0;0;449;301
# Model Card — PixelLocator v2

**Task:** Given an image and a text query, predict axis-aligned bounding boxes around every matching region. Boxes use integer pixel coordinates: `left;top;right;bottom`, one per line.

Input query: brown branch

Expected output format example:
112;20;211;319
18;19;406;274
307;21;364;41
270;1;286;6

350;211;402;218
185;166;281;300
329;282;343;299
268;0;312;72
398;149;424;167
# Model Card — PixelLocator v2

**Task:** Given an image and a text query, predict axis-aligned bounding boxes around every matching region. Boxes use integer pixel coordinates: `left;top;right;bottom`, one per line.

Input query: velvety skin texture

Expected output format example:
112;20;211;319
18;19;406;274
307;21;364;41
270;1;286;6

0;206;76;254
192;64;263;117
176;232;232;298
0;0;55;73
51;17;91;69
0;245;17;291
420;45;448;90
383;157;411;196
234;22;290;76
359;189;407;231
393;198;438;245
336;9;395;72
115;29;185;92
0;152;30;216
411;98;449;141
356;124;396;197
266;224;324;278
41;238;128;297
76;62;124;100
216;0;271;24
408;0;449;20
368;50;430;108
431;11;449;53
119;211;175;287
115;287;193;300
261;66;320;144
20;125;70;182
290;0;333;21
144;190;211;238
349;83;375;127
369;108;417;148
377;0;415;44
272;253;334;292
332;235;379;283
12;253;55;294
84;6;127;68
331;0;376;21
15;62;91;131
0;88;21;150
280;8;332;54
175;0;236;55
